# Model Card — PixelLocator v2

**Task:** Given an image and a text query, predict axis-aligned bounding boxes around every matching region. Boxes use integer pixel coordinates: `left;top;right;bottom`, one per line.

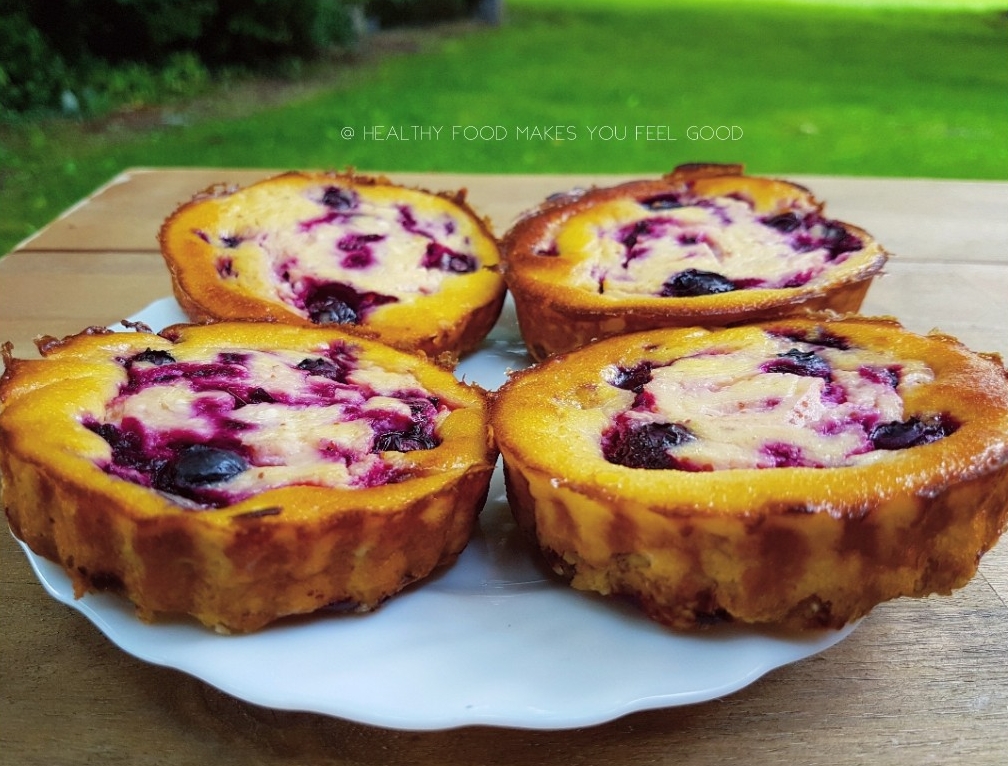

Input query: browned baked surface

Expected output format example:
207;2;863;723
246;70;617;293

490;314;1008;630
159;170;506;359
501;163;889;360
1;322;497;632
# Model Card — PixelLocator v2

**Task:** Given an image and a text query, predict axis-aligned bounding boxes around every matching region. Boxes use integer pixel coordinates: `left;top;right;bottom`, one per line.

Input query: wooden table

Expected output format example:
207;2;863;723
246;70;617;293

2;168;1007;764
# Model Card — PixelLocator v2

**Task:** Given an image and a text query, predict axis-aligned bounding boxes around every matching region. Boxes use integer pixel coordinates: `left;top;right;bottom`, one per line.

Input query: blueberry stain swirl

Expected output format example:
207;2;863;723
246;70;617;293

201;182;488;326
600;331;956;471
84;345;450;508
546;191;866;299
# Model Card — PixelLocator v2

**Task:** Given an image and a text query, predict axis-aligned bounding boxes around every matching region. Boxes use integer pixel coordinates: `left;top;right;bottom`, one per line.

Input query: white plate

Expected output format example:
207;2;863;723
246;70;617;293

15;297;857;731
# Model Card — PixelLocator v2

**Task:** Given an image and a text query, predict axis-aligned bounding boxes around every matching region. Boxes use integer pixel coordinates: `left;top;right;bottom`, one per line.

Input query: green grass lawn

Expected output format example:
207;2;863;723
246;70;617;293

2;0;1006;255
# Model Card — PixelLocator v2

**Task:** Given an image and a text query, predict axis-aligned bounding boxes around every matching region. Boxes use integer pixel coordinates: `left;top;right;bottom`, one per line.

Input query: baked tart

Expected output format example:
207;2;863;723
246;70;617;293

490;314;1008;630
159;171;506;359
501;163;889;360
1;322;496;632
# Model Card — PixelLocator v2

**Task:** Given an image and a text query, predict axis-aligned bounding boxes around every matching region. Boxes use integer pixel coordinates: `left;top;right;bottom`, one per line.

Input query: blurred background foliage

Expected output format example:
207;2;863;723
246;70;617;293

0;0;502;116
0;0;1005;255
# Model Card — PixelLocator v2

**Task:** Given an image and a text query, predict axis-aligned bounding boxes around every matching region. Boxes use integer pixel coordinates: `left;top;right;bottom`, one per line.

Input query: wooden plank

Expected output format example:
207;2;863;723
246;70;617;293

17;169;1008;266
0;250;172;356
862;259;1008;359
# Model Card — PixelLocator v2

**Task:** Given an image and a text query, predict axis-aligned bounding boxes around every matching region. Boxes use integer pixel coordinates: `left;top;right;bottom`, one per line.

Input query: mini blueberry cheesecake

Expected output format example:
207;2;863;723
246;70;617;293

490;315;1008;630
501;163;890;360
159;171;506;359
0;322;496;632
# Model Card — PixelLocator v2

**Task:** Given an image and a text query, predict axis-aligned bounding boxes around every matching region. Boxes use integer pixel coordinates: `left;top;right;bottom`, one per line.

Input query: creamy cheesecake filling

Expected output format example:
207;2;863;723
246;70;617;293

84;344;451;508
551;193;863;297
601;331;956;471
196;182;486;325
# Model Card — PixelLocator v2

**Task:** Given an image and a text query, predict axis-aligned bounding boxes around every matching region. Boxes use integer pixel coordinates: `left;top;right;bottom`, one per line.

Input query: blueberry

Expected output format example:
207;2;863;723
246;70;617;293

640;193;682;210
321;186;356;210
303;282;397;325
296;357;351;384
372;426;439;453
422;242;477;273
220;234;241;248
535;243;560;257
869;415;956;450
762;349;832;379
605;362;653;393
602;419;695;469
660;269;736;297
128;348;176;367
762;212;802;233
157;445;250;496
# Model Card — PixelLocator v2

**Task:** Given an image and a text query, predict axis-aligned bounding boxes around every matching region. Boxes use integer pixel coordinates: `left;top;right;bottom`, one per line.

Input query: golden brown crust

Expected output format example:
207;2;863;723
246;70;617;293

1;322;497;632
159;170;506;359
501;164;889;361
489;315;1008;630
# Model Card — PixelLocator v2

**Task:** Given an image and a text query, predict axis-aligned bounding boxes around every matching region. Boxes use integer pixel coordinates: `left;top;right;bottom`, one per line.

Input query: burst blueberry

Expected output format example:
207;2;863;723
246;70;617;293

762;442;812;468
619;219;654;252
602;418;695;470
297;356;349;381
87;420;148;472
372;425;439;453
605;362;654;393
337;233;384;269
239;387;276;406
859;365;900;388
303;281;397;325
